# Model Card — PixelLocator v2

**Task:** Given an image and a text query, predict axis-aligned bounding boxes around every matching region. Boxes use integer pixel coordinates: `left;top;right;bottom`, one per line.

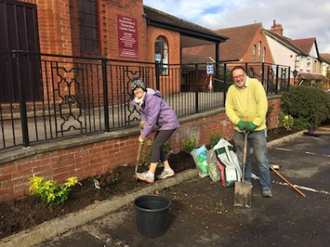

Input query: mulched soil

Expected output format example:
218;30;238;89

0;125;327;240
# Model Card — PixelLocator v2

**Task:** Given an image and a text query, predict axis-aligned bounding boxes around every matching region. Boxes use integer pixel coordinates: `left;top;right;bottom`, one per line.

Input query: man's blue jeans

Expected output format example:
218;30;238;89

234;130;272;190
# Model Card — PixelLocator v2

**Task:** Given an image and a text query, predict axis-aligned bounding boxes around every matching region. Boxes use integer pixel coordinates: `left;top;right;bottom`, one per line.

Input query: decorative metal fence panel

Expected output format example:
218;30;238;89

0;51;291;150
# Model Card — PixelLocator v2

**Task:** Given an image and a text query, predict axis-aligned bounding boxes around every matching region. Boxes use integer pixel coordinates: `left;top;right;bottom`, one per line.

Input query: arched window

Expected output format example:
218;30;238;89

258;41;261;62
155;36;169;75
263;47;266;62
252;45;256;62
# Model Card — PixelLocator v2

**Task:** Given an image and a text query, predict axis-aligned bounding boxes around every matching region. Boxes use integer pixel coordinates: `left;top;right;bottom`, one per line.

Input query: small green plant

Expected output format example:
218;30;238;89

182;134;197;153
209;131;222;148
142;140;172;168
92;168;120;189
28;175;79;205
279;112;294;131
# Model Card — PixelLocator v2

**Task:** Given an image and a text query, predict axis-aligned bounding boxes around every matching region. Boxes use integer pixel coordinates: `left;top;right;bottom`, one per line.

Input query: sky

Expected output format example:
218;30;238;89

143;0;330;54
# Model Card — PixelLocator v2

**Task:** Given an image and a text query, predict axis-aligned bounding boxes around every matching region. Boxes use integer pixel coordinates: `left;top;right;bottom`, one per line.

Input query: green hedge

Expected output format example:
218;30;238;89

280;86;330;129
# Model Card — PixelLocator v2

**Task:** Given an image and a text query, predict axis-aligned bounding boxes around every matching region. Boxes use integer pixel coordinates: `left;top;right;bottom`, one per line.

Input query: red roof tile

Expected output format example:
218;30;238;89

183;23;267;62
291;38;316;54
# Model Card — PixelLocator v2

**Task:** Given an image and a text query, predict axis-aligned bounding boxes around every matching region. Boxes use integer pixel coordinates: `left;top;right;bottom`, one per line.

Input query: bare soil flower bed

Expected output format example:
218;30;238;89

0;126;320;239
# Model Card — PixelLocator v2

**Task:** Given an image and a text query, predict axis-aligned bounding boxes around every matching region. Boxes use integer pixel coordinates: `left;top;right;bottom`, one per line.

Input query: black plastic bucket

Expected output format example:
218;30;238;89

134;194;171;238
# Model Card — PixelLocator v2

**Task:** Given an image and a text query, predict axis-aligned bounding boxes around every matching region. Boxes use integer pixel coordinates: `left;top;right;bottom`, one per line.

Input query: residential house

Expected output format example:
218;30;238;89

319;54;330;90
183;23;276;87
265;20;324;86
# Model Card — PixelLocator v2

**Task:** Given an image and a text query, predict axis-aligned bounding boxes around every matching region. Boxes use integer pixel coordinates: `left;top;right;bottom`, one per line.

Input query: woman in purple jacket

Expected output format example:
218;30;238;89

131;79;180;183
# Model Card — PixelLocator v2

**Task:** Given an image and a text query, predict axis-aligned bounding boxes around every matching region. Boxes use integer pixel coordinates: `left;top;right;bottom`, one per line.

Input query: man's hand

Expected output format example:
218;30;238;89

246;122;258;131
237;121;248;131
138;135;146;145
139;121;146;130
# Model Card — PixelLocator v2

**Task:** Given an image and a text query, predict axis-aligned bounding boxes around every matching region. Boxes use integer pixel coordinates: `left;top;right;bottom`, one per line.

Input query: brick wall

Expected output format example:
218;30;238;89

0;97;281;202
19;0;147;59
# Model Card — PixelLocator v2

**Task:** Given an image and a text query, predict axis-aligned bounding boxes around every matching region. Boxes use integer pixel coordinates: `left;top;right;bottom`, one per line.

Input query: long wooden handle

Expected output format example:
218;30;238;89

135;142;142;180
270;167;306;197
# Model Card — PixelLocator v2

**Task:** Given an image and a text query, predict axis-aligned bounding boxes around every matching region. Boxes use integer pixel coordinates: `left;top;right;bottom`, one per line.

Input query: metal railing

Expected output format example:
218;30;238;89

0;51;291;150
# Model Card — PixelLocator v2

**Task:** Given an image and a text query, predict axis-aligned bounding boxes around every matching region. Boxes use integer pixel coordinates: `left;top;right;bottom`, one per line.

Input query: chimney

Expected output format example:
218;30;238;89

270;19;283;36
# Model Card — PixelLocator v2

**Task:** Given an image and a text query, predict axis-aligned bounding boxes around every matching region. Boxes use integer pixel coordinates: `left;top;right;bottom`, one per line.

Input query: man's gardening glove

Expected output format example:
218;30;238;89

139;121;146;131
246;122;258;131
237;120;248;131
138;135;146;145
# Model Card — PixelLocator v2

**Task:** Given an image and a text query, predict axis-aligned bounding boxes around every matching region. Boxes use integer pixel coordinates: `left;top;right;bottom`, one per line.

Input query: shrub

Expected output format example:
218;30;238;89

280;86;330;129
142;139;172;167
28;175;80;205
182;134;197;153
209;131;222;148
279;112;294;131
92;168;120;189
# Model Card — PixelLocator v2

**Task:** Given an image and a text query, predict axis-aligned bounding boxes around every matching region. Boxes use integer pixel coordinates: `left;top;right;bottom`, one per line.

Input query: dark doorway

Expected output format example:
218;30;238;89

0;0;42;103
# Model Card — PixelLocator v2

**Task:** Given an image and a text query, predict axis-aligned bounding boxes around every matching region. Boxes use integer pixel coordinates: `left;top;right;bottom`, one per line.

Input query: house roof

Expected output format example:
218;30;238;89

291;38;317;55
264;29;309;56
143;5;228;47
183;23;265;61
320;53;330;63
299;72;323;80
214;23;263;61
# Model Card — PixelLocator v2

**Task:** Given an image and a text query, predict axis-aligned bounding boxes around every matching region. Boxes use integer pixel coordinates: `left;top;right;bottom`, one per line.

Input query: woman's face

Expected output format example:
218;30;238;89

133;87;144;99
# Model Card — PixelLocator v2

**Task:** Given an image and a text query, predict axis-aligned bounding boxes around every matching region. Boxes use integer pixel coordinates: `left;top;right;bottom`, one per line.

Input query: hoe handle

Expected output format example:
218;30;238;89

271;167;306;197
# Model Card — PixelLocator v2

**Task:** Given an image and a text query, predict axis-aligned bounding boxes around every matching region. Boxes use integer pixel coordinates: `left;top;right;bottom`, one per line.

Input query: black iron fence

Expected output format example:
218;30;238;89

0;51;291;150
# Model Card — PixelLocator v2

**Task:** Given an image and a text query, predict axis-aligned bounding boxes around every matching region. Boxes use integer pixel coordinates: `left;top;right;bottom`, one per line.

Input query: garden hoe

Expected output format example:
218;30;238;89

135;141;143;181
234;131;252;208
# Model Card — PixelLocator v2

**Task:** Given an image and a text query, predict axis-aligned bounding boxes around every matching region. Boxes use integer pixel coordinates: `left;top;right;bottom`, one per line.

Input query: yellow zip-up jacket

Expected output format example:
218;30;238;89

225;77;268;131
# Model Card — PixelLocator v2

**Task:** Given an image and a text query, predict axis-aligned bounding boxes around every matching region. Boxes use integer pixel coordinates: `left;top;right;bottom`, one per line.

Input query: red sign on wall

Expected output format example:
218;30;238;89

117;15;138;59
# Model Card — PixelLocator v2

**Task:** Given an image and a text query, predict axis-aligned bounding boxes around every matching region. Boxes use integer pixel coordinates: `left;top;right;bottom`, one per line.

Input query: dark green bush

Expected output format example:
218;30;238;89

280;86;330;129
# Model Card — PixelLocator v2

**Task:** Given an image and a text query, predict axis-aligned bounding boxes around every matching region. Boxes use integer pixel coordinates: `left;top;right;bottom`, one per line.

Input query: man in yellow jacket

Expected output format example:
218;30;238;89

225;66;272;198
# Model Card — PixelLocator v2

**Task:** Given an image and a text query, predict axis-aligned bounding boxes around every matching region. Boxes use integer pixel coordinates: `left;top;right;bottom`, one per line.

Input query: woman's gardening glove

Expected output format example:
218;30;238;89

237;120;248;131
139;121;146;131
246;122;258;131
138;135;146;145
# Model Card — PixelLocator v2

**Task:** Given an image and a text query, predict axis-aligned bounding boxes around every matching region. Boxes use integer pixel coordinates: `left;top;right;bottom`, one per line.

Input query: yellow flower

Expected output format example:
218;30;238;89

65;177;79;187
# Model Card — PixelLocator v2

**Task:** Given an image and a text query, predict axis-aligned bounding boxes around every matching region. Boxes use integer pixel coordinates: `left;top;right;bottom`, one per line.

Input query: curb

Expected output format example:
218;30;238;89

0;169;199;247
267;130;305;147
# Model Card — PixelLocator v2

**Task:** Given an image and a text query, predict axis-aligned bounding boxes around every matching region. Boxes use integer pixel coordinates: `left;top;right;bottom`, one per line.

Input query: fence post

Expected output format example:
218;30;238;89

16;51;30;147
155;62;160;90
102;59;110;132
223;63;227;106
261;62;265;87
275;65;279;94
194;64;199;113
288;66;291;90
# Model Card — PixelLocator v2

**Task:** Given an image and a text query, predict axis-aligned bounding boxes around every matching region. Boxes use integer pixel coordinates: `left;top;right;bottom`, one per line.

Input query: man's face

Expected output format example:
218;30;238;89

232;69;247;88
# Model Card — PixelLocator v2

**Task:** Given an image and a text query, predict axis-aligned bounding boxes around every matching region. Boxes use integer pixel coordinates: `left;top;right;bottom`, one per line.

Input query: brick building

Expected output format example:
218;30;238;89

0;0;232;201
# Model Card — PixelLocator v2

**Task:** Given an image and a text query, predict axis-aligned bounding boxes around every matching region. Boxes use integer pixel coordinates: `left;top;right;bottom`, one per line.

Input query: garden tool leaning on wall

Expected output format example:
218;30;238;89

234;131;252;208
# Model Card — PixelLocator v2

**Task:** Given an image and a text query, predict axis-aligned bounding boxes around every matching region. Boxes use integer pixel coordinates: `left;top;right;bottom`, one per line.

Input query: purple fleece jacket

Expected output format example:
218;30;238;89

132;89;180;138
